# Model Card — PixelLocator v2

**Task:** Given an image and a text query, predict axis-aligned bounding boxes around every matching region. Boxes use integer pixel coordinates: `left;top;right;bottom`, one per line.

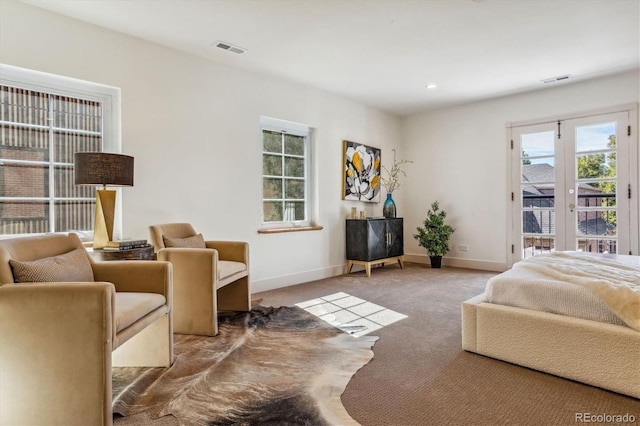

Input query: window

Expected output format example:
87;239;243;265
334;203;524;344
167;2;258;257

261;116;312;229
0;64;120;238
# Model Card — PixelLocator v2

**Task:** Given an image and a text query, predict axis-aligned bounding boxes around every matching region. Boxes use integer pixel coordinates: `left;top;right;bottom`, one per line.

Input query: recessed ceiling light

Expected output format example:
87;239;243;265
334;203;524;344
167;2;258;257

213;40;246;54
425;83;437;89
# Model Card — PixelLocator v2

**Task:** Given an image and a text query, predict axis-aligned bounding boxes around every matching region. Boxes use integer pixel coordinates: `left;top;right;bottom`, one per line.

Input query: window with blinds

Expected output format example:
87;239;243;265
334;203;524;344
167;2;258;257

0;85;103;236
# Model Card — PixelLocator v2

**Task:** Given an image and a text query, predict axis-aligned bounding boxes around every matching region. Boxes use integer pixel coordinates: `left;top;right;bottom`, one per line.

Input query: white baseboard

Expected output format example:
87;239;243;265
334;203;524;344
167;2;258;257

252;264;345;293
252;255;506;294
403;253;507;272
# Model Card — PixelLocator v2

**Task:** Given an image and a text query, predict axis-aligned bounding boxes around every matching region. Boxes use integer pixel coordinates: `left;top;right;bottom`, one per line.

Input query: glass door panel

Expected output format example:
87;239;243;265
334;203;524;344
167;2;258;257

569;115;625;254
519;129;558;258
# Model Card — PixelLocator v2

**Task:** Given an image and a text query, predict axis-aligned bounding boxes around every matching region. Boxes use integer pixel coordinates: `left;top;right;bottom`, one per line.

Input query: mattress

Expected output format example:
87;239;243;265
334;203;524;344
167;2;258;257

485;253;639;328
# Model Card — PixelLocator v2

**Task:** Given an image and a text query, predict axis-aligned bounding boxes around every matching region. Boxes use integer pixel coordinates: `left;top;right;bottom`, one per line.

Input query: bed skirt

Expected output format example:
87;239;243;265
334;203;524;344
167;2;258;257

462;294;640;399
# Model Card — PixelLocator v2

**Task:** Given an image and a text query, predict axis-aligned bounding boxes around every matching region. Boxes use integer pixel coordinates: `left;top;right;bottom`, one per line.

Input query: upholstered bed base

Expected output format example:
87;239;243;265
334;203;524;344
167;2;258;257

462;294;640;399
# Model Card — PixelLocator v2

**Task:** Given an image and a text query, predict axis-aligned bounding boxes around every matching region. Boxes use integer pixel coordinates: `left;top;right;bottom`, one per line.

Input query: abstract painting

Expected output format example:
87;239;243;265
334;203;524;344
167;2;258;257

342;140;381;202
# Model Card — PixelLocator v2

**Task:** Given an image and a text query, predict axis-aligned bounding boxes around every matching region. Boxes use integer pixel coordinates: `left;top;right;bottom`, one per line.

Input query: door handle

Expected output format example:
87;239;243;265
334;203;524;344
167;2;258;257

568;188;576;212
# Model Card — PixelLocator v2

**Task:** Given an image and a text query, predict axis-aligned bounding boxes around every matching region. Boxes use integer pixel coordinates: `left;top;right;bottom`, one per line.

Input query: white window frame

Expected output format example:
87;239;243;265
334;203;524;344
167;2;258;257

260;116;313;230
0;63;122;239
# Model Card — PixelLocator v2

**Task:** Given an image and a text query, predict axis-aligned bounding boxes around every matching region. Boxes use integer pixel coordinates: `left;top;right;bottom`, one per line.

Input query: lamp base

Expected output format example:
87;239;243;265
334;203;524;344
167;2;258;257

93;189;116;249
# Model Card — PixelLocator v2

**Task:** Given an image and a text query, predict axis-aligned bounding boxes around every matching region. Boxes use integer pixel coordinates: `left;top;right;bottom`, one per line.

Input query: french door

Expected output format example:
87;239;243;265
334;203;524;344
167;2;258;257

510;106;638;263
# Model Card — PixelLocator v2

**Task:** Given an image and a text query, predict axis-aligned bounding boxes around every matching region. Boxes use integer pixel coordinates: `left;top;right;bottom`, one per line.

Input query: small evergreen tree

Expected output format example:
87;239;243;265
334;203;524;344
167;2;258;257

413;201;455;257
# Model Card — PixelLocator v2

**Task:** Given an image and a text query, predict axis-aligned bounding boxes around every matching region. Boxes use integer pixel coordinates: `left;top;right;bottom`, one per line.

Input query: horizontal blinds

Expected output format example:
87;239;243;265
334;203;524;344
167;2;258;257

0;85;103;235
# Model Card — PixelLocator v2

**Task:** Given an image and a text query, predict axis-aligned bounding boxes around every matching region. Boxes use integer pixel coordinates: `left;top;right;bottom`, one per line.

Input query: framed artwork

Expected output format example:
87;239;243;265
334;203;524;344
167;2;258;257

342;140;381;202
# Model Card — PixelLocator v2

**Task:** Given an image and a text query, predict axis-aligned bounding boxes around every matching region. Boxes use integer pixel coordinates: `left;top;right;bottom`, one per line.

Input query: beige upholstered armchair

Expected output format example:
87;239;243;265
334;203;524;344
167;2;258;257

149;223;251;336
0;233;173;426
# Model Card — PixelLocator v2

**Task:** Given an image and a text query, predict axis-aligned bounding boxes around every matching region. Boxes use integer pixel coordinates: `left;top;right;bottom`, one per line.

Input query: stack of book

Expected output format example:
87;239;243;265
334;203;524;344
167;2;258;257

102;239;151;251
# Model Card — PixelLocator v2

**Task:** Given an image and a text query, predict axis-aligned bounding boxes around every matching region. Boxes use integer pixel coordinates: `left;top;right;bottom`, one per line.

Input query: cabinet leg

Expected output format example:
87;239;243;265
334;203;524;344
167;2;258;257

365;263;371;277
398;257;404;269
347;261;354;274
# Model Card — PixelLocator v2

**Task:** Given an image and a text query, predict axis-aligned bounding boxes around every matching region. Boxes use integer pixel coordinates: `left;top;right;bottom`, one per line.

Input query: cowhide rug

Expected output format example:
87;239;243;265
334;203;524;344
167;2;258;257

112;305;377;426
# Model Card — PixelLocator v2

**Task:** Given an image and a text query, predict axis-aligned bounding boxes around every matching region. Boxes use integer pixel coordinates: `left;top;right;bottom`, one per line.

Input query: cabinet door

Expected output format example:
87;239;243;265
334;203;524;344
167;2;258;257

386;218;404;257
368;220;388;260
346;220;367;261
346;219;386;261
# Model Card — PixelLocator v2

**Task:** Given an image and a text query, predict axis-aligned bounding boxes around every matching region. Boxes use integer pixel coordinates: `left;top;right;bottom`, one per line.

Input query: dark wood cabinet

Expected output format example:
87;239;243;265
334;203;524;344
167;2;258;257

346;218;404;277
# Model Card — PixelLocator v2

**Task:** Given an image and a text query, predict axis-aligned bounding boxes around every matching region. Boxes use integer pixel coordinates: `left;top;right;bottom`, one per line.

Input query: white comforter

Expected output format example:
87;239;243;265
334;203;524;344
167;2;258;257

497;252;640;331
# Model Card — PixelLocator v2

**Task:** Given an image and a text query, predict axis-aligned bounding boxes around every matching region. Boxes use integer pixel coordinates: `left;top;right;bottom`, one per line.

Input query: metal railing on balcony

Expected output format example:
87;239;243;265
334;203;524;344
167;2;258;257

522;192;617;256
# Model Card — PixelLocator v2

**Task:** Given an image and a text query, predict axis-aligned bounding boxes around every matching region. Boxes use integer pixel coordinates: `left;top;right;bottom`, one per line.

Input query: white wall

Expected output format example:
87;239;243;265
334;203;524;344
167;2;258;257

402;70;640;271
0;1;401;291
2;2;637;288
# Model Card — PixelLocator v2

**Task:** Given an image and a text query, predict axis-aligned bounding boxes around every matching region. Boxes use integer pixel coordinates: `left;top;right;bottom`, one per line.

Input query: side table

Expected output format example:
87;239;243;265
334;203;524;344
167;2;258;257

86;245;155;261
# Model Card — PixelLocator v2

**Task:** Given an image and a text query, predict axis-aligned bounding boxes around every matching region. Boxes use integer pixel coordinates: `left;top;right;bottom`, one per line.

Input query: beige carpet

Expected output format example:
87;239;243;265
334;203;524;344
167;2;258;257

257;263;640;426
115;263;640;425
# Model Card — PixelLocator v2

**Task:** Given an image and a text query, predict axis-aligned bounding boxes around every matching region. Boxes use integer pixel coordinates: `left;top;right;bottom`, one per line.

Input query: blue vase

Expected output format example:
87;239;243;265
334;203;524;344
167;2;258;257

383;193;396;218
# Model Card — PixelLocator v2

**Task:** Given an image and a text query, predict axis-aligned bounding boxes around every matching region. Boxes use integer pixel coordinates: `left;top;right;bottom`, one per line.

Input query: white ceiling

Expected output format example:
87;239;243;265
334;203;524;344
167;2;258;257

23;0;640;116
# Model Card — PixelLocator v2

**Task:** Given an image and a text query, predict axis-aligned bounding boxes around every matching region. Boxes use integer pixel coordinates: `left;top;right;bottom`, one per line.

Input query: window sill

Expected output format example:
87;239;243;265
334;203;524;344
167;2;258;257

258;225;323;234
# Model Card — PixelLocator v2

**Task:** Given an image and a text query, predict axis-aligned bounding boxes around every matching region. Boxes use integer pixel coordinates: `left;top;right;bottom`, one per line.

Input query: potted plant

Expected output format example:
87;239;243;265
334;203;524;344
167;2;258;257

413;201;455;268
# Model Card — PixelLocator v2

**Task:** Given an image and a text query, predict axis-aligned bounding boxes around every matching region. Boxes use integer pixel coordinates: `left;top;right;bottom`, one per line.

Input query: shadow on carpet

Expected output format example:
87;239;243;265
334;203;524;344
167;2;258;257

113;306;377;426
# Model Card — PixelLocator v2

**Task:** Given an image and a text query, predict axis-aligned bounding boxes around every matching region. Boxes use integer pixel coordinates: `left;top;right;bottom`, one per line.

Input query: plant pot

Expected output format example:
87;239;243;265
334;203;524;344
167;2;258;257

429;256;442;268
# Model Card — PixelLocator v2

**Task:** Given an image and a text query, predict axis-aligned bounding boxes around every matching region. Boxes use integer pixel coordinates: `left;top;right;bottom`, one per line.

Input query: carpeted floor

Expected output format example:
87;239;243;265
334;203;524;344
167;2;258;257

256;263;640;426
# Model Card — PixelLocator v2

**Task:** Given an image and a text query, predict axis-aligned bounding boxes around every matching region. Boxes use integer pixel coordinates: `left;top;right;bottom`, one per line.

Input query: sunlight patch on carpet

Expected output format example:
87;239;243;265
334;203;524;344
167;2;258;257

296;292;407;337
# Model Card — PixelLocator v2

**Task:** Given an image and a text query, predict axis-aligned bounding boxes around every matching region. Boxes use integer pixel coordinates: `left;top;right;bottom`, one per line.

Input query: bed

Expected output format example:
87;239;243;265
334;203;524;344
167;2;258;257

462;251;640;399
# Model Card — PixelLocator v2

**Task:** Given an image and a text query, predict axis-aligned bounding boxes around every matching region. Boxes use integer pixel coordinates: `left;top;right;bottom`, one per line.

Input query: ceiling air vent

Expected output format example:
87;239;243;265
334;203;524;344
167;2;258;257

541;74;571;84
214;41;245;54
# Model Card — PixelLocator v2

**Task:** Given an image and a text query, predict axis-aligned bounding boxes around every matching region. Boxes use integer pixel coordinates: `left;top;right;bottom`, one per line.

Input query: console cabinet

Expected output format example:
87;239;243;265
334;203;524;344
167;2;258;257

346;218;404;277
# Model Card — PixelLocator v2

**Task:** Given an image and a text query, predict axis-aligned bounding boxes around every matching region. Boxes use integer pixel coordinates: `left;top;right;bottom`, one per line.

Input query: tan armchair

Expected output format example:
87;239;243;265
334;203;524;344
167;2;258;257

149;223;250;336
0;233;173;426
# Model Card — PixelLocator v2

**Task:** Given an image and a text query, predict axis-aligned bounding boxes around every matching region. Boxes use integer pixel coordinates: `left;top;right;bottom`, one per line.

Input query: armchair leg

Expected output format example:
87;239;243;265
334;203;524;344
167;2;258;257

218;276;251;312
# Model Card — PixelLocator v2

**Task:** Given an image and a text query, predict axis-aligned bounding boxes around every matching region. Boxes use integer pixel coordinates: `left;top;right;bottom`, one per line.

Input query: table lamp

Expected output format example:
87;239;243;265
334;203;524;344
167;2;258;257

74;152;134;249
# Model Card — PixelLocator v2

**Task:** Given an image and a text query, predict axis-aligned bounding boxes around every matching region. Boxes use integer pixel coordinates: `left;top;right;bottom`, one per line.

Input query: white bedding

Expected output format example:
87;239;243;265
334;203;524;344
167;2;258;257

485;252;640;330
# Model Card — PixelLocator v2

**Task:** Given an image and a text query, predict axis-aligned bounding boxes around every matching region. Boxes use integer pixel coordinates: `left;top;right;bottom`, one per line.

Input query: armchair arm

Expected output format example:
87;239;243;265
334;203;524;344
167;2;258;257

157;248;218;334
205;241;249;264
0;282;115;425
91;260;172;299
157;248;217;286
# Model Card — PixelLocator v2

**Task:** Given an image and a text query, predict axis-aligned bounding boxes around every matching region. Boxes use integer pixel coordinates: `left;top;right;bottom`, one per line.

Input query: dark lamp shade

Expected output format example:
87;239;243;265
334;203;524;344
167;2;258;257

74;152;134;186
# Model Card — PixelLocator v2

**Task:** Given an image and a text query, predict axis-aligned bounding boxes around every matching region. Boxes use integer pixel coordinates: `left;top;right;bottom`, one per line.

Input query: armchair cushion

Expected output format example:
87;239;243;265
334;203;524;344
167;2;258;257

218;260;247;283
163;233;206;248
9;247;94;283
114;292;167;333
